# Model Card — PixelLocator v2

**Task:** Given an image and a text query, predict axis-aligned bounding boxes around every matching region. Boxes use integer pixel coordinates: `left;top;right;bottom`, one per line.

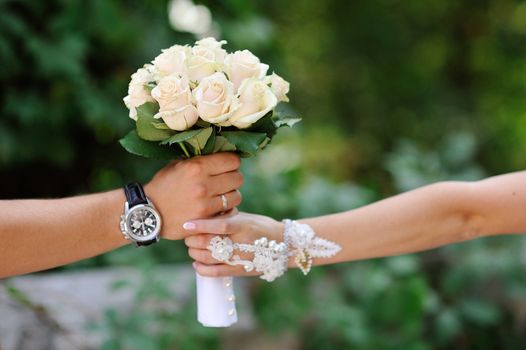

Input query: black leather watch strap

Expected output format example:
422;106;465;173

136;239;157;247
124;182;158;247
124;182;148;207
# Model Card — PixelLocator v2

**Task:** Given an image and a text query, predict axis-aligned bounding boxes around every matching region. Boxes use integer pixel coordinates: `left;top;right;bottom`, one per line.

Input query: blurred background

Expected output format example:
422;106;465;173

2;0;526;349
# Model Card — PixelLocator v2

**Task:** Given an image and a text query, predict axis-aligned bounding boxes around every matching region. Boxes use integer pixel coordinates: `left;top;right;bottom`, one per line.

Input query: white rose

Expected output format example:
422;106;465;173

152;45;189;77
193;72;239;125
123;64;156;121
187;37;227;82
151;74;198;130
267;73;290;102
228;78;277;129
224;50;269;90
195;37;227;52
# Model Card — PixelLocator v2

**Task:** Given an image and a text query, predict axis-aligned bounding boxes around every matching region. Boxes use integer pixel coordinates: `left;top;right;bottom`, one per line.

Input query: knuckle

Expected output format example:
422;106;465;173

184;236;195;247
233;172;244;188
191;250;206;263
183;161;204;177
200;235;211;248
197;250;209;263
221;153;240;169
231;156;241;169
218;221;230;234
188;249;198;260
192;183;208;198
238;172;245;186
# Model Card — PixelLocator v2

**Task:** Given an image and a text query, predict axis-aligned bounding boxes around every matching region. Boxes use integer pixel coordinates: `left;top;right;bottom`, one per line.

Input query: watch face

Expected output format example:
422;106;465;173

125;205;161;241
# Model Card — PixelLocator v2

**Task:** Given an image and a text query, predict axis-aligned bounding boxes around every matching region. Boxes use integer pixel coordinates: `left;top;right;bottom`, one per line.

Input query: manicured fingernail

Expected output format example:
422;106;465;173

183;222;196;230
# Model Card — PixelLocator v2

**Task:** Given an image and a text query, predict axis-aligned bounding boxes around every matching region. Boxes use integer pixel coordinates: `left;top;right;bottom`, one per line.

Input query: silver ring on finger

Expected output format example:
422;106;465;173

220;194;228;213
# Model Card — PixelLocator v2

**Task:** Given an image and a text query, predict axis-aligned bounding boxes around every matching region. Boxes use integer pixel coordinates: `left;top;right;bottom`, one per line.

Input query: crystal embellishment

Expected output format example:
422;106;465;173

283;219;342;276
206;220;341;282
208;236;289;282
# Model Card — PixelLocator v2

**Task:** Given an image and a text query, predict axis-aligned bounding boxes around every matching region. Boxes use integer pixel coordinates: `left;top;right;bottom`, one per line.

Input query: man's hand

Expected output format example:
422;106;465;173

145;153;243;240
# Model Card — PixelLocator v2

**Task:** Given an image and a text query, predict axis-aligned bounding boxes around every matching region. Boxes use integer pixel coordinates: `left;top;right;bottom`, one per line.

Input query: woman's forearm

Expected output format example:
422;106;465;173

302;171;526;266
300;182;474;265
185;171;526;278
0;190;127;278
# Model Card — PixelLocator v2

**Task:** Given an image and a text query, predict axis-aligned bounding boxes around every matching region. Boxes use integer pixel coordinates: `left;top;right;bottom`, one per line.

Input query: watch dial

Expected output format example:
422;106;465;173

127;208;158;237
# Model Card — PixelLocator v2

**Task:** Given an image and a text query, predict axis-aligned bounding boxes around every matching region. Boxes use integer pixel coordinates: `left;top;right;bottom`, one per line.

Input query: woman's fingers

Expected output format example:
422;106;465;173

188;248;260;276
193;262;260;277
188;248;222;265
184;234;216;249
183;211;244;235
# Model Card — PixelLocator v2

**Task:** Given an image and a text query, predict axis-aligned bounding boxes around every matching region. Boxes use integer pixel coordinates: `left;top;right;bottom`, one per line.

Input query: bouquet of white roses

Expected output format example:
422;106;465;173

120;38;299;328
120;37;299;160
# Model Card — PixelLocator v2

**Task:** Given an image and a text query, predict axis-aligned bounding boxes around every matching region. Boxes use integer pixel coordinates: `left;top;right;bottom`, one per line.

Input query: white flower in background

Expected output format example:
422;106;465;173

193;72;239;125
151;74;198;130
168;0;212;35
123;64;156;120
228;78;278;129
224;50;269;90
266;73;290;102
152;44;189;77
187;37;227;83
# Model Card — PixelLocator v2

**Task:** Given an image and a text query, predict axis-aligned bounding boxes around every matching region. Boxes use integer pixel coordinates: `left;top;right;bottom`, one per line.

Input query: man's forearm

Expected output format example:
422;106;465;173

0;153;244;278
0;189;128;278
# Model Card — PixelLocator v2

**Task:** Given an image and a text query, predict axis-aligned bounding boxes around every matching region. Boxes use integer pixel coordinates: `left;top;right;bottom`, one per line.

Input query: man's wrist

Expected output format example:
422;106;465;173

100;189;130;248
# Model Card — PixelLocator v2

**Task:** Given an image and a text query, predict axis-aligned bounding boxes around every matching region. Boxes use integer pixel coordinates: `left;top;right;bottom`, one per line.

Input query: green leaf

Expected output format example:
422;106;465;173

159;129;203;145
247;111;278;137
221;131;267;156
273;109;301;128
119;130;179;160
136;102;173;141
274;116;302;128
202;127;217;155
258;136;271;151
213;135;237;153
152;122;171;130
196;119;212;128
136;102;158;119
186;127;213;154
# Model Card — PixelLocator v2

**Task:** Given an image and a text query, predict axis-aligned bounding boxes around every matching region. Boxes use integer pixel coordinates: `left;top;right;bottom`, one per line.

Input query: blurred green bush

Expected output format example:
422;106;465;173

2;0;526;349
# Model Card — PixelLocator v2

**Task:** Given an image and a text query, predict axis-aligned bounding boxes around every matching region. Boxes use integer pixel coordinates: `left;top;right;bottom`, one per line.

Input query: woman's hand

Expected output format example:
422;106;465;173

145;153;243;240
183;212;285;277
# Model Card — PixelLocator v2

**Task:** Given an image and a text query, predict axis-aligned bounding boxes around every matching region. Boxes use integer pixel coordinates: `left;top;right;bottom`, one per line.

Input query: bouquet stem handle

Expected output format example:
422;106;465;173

195;271;238;327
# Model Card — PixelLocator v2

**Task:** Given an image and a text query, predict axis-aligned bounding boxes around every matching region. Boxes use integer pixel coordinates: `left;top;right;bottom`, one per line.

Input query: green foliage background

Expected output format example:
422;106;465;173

2;0;526;349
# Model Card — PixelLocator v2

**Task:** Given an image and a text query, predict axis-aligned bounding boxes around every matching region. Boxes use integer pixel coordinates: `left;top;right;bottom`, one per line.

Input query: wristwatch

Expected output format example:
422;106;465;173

119;182;162;247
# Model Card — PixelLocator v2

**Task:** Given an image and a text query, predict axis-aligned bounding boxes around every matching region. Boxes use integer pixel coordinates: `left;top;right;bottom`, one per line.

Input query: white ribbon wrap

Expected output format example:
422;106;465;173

196;272;238;327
